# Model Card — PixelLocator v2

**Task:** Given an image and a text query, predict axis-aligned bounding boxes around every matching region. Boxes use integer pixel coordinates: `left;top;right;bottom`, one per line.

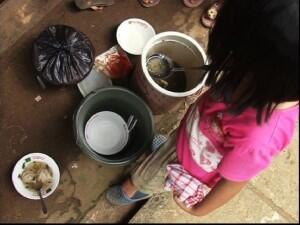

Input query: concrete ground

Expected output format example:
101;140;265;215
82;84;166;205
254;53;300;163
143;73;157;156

0;0;298;223
130;126;299;223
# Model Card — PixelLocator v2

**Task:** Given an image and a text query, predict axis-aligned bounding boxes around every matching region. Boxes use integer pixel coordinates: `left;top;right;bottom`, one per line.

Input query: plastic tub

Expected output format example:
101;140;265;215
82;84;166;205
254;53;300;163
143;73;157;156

132;32;208;114
73;87;154;166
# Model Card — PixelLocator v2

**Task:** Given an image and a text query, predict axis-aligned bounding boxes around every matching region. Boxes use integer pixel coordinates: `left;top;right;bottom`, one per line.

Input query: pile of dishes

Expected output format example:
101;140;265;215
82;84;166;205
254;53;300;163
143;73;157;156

73;87;154;166
85;111;137;156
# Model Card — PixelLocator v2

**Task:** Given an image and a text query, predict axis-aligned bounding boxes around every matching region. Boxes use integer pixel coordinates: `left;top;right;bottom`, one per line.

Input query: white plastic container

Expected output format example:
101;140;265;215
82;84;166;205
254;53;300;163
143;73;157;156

133;32;208;114
77;68;112;97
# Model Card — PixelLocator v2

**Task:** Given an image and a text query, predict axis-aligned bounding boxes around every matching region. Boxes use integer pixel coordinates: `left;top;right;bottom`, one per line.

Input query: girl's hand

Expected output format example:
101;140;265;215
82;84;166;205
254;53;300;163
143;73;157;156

173;178;248;217
172;192;196;215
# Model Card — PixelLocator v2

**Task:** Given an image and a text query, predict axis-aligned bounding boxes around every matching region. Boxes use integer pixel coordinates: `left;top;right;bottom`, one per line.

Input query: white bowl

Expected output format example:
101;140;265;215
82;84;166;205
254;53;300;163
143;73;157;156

85;111;129;155
117;18;156;55
12;153;60;200
77;68;112;97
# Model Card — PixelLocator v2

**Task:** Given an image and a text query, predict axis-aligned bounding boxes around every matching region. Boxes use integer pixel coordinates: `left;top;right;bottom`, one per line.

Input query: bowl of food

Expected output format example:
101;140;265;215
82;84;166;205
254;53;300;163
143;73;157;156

12;153;60;200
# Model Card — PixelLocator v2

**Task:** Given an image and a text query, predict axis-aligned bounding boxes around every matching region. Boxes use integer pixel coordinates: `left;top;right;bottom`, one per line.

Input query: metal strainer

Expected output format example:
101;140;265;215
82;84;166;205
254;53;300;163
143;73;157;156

146;53;208;79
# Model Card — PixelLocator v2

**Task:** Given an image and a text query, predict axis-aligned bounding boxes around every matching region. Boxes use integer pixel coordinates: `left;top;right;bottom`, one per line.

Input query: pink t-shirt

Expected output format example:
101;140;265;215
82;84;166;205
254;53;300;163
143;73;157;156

177;92;299;188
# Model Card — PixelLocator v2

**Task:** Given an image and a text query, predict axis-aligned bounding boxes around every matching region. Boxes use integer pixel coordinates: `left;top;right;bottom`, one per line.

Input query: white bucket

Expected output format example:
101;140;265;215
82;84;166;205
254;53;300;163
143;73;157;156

132;32;208;114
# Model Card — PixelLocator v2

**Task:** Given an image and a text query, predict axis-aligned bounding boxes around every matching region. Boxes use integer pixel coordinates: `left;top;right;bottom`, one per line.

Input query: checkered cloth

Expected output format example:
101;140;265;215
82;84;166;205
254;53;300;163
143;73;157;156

164;164;210;208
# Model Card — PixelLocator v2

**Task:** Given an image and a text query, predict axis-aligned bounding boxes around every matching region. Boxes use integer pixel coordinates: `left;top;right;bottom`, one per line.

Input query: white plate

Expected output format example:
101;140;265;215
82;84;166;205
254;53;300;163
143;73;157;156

117;18;156;55
78;68;113;97
12;153;60;200
85;111;129;155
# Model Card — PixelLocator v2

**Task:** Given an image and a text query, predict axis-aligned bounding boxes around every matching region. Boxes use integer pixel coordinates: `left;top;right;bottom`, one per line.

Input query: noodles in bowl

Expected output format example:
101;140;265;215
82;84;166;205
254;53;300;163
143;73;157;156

12;153;60;200
19;161;53;192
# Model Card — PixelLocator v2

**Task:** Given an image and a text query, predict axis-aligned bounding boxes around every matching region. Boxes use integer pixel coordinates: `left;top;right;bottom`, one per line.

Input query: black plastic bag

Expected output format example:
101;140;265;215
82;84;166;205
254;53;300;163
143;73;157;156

33;25;95;86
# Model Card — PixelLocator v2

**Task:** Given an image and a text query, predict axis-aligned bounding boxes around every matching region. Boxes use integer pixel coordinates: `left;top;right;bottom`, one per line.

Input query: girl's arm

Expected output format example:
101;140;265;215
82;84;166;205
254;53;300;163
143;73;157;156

174;178;248;217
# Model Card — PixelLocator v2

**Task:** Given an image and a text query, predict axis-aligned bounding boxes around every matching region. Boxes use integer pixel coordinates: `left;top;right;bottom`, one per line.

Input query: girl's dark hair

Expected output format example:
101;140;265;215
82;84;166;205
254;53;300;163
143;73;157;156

206;0;299;124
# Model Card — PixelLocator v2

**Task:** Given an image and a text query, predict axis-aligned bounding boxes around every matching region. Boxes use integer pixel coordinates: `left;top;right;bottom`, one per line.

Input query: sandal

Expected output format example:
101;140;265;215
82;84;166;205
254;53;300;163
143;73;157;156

152;134;167;152
106;185;150;205
201;0;223;28
138;0;160;8
182;0;204;8
74;0;115;10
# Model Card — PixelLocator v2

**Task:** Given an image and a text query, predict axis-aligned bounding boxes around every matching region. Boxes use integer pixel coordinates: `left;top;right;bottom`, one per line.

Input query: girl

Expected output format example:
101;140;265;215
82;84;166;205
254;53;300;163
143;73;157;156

106;0;299;217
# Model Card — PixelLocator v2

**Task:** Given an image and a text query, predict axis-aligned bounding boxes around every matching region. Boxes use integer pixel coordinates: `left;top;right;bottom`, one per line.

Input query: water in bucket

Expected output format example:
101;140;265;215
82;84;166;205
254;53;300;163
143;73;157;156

146;40;205;93
146;53;187;92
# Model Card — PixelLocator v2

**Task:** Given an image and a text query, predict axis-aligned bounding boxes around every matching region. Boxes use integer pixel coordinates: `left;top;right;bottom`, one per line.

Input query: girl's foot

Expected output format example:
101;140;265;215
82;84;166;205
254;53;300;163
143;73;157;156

106;179;150;205
122;178;138;198
138;0;160;8
182;0;204;8
201;0;223;28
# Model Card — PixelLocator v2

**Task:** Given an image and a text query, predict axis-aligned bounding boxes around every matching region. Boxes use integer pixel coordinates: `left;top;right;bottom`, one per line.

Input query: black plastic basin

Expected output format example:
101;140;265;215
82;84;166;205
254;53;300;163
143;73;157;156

73;87;154;166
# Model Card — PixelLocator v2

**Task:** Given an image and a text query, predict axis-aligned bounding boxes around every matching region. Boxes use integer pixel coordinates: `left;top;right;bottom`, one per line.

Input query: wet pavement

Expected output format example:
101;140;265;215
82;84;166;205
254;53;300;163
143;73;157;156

0;0;209;222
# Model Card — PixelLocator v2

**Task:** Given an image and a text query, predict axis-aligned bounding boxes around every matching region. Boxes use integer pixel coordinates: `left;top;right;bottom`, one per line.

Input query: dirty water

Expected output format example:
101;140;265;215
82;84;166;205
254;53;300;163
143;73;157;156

154;61;187;92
